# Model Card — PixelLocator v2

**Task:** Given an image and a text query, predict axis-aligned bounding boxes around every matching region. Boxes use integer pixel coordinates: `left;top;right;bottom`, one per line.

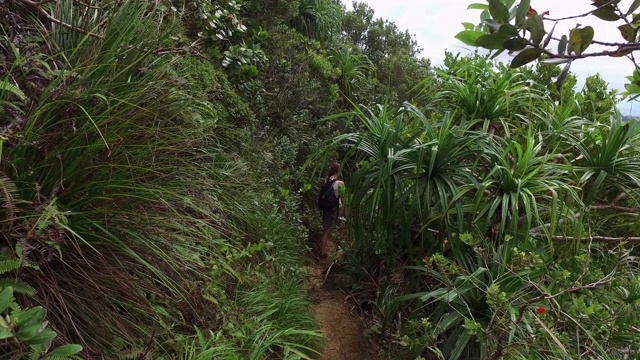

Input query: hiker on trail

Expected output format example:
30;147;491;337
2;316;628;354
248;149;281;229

318;162;344;258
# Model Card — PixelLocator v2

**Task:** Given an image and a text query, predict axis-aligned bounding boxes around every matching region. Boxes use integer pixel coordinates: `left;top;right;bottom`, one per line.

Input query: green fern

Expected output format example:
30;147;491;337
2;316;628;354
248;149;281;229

0;258;20;274
0;80;26;101
0;246;35;296
0;279;37;296
0;173;19;226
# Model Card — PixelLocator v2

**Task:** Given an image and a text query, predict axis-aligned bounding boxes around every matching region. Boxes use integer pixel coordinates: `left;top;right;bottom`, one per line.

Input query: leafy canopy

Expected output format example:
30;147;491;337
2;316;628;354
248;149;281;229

457;0;640;97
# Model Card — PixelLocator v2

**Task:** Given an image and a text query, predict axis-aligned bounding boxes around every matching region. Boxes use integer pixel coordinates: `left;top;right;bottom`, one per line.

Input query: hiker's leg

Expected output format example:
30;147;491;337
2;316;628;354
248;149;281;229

320;228;330;257
320;209;337;257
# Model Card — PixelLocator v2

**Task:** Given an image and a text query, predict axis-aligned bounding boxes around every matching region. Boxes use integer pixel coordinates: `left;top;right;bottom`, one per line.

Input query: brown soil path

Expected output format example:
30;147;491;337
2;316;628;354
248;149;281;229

307;236;375;360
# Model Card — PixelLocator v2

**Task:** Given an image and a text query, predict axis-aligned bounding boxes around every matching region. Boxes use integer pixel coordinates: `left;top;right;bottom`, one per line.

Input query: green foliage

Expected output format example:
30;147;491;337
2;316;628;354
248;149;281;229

9;0;640;358
432;52;545;130
315;51;640;359
197;0;246;45
290;0;343;42
400;239;640;360
308;103;484;263
459;0;640;97
340;2;432;105
0;0;264;356
330;46;374;100
476;131;579;241
576;74;619;122
173;56;253;126
0;0;453;358
171;0;269;80
0;287;83;359
514;60;577;103
251;24;340;132
0;253;82;359
241;0;300;30
567;115;640;205
161;188;321;360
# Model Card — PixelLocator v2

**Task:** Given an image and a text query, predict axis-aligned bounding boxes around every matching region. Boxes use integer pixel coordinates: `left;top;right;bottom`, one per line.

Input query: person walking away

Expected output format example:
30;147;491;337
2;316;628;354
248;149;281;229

318;162;344;258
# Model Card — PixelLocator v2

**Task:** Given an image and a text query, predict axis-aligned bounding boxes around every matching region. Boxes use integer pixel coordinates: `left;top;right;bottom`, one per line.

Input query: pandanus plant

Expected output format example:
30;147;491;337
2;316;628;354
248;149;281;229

309;102;485;262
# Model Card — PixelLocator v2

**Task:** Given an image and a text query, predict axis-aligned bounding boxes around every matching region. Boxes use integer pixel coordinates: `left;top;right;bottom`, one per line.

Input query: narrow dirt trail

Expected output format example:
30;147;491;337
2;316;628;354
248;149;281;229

307;237;375;360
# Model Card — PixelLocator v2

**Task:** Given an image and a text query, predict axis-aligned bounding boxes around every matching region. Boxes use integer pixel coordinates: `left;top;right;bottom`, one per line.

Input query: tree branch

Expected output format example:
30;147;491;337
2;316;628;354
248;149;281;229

548;44;640;60
544;0;619;22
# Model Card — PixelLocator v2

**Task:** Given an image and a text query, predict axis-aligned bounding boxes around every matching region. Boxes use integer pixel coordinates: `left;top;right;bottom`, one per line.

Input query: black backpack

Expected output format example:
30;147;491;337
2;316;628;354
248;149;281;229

318;177;339;211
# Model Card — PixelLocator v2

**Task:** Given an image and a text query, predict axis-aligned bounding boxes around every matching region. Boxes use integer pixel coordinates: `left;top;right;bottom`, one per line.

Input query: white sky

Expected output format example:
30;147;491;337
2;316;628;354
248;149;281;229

357;0;639;114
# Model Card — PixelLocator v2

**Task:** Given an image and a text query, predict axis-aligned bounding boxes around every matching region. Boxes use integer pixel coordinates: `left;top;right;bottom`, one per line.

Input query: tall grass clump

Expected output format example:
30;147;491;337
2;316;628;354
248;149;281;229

160;188;322;360
0;0;281;356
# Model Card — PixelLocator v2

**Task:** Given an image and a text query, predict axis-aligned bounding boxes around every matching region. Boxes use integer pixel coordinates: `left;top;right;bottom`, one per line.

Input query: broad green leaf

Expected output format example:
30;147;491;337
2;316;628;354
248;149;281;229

542;58;571;65
0;328;12;340
16;322;41;341
468;3;489;10
23;328;56;345
556;61;572;91
624;83;640;94
558;34;568;55
527;14;545;45
592;5;620;21
515;0;531;27
16;307;45;328
47;344;83;357
634;68;640;82
503;37;528;51
618;24;636;42
0;286;13;312
628;0;640;15
480;9;491;22
510;48;542;67
455;30;484;46
504;0;516;10
569;26;594;55
489;0;510;23
476;34;509;49
497;23;519;36
462;22;476;31
542;22;556;48
483;19;501;32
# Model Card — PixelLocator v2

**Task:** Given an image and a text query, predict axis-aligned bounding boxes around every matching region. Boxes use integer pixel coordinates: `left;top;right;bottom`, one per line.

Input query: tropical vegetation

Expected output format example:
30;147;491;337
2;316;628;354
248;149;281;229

1;0;639;359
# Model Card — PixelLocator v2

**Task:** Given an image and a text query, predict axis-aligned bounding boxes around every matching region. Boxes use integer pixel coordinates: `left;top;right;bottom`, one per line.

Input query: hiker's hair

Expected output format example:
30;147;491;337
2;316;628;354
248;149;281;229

328;162;340;176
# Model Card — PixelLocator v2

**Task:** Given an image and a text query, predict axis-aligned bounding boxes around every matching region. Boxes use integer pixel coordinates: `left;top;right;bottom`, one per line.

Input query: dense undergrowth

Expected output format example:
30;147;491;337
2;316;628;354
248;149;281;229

3;0;640;359
309;54;640;359
0;0;326;358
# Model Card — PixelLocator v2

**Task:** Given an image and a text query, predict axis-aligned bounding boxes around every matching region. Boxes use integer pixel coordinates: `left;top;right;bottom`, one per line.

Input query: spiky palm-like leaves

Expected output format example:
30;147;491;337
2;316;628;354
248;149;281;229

567;115;640;205
331;46;375;100
314;103;484;261
439;71;536;129
474;132;580;245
